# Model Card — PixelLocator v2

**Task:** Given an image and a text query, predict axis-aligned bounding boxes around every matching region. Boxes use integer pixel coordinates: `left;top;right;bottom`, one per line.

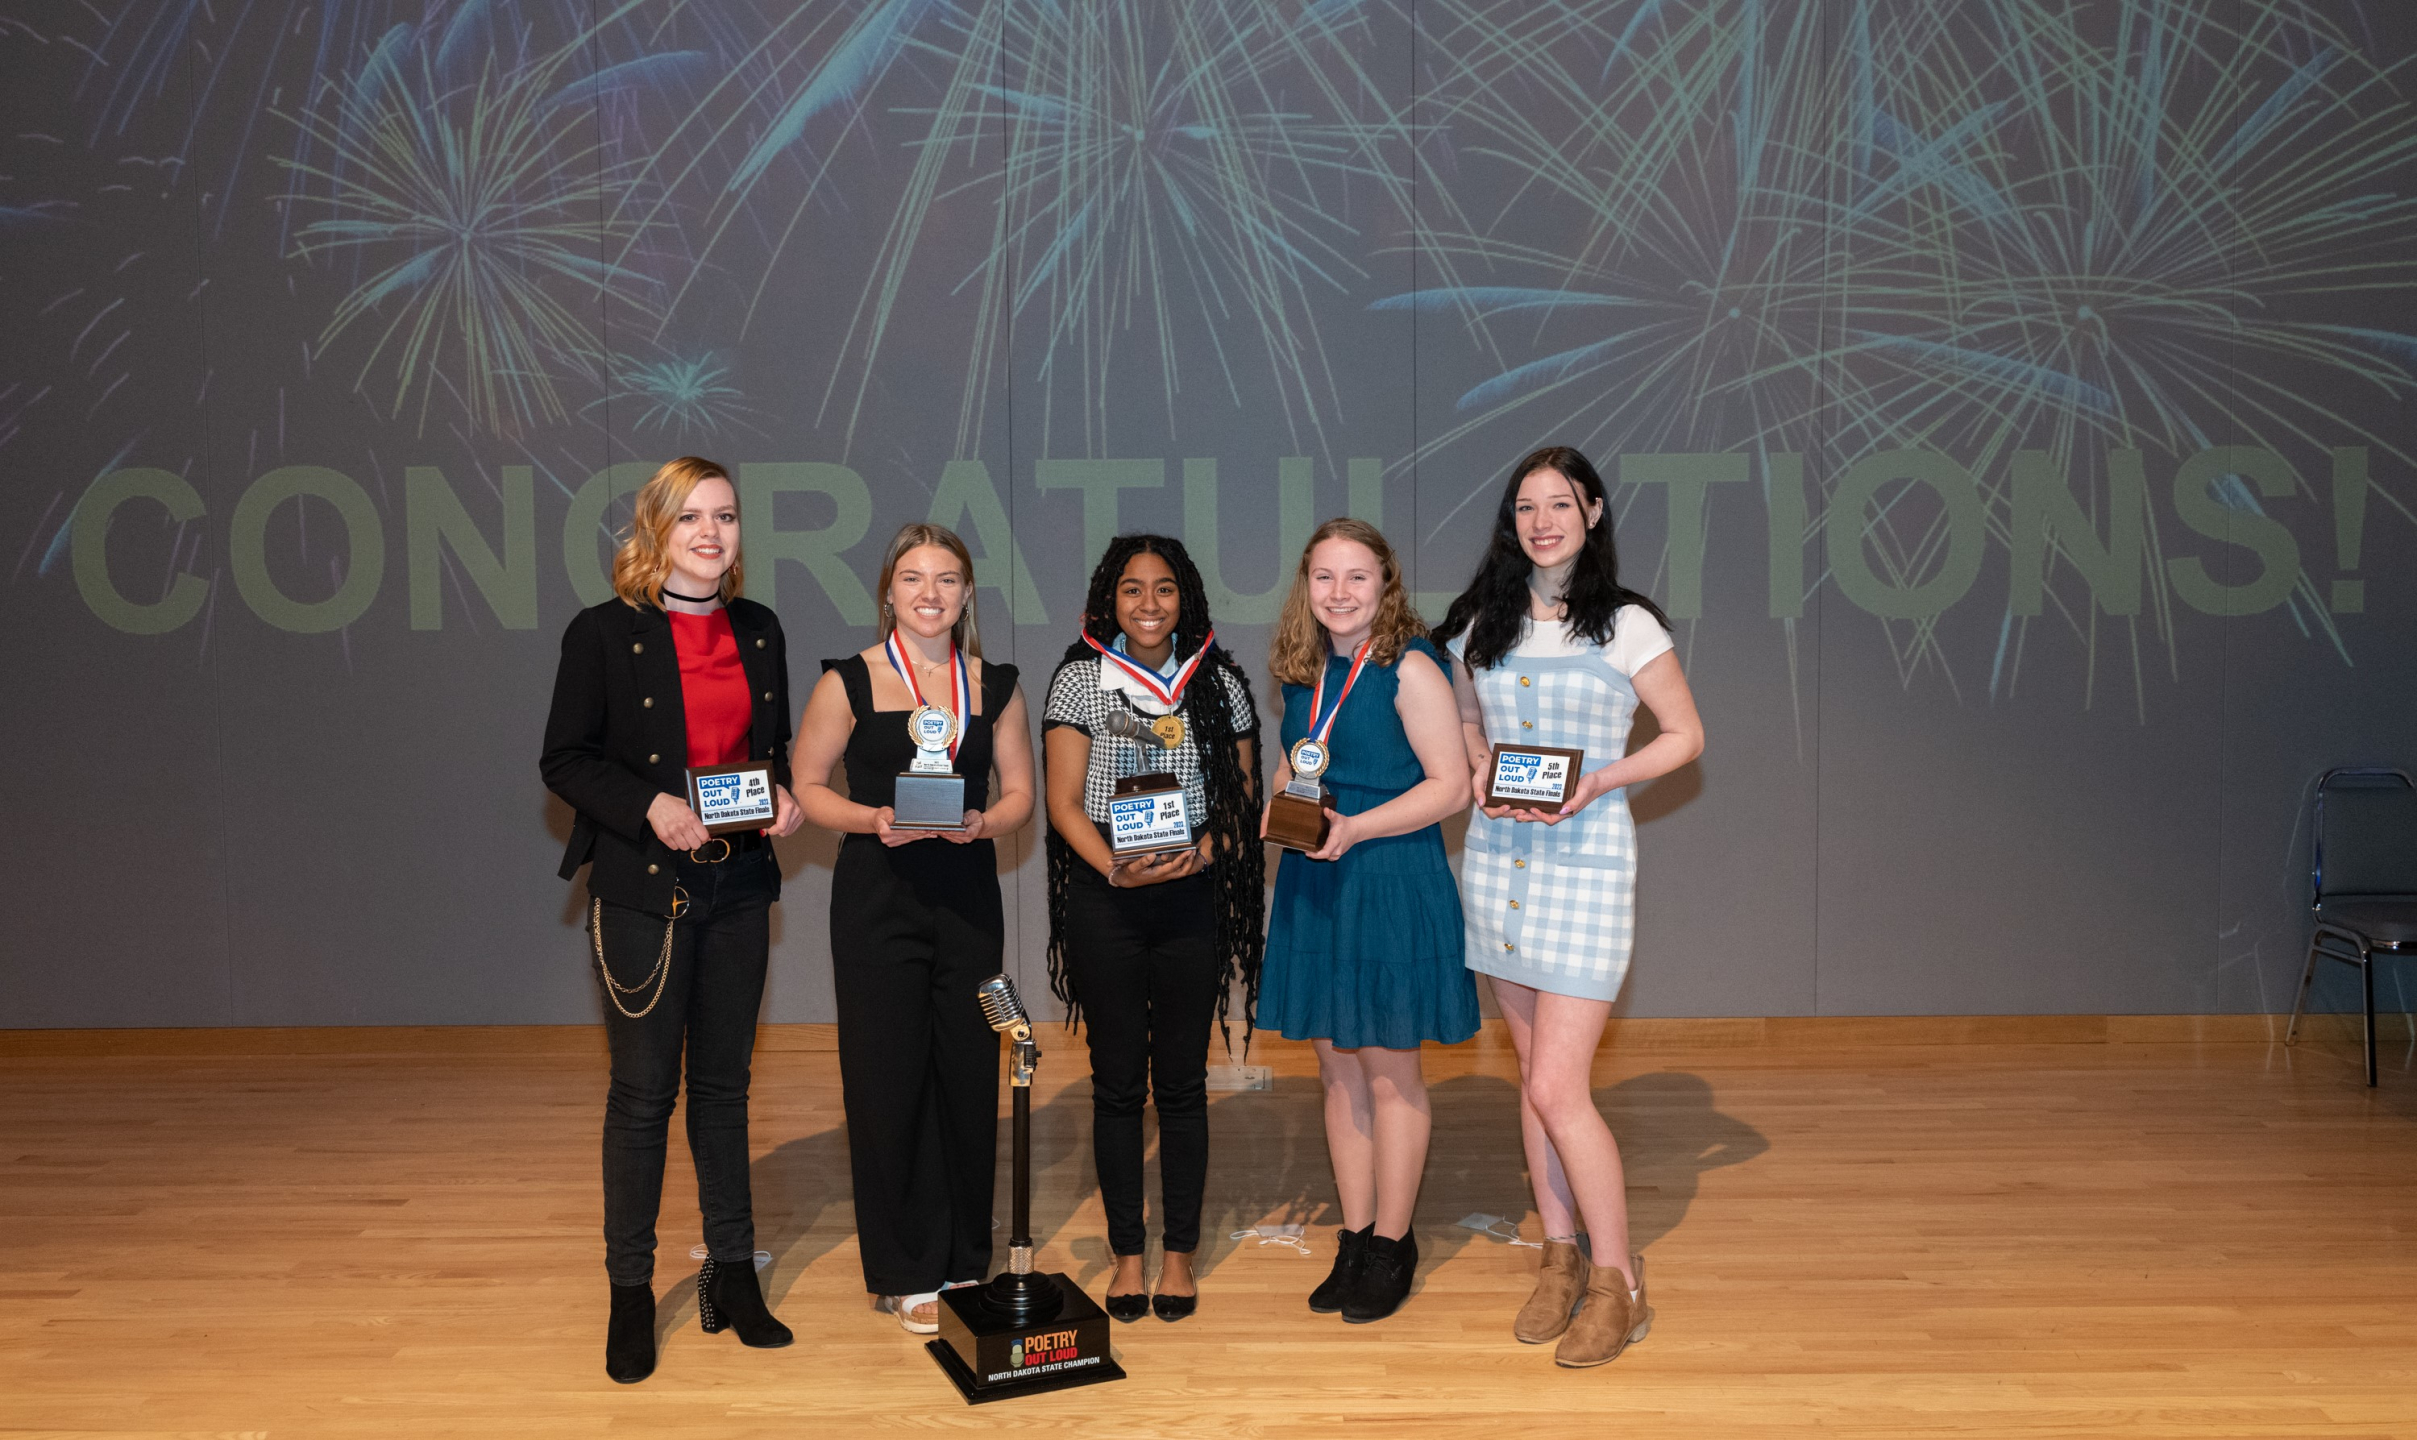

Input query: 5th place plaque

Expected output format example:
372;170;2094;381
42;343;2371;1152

1485;744;1587;812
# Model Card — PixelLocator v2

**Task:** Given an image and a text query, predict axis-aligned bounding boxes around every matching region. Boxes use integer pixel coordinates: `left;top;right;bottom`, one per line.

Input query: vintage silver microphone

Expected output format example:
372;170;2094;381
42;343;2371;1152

1096;709;1171;747
973;974;1060;1323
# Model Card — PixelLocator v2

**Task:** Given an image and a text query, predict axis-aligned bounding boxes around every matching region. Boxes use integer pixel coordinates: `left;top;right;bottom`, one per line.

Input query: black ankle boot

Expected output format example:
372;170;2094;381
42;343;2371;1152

697;1256;794;1348
1309;1225;1372;1313
606;1282;656;1384
1340;1228;1417;1324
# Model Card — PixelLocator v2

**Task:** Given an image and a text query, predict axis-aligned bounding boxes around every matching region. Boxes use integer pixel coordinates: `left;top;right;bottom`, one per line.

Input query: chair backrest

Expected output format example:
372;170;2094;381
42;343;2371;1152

2314;768;2417;903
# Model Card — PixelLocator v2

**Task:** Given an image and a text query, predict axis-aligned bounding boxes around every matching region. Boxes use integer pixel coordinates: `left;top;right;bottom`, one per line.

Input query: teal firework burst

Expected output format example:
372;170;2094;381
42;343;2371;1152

1397;0;2417;702
632;0;1412;460
595;354;756;440
277;12;664;436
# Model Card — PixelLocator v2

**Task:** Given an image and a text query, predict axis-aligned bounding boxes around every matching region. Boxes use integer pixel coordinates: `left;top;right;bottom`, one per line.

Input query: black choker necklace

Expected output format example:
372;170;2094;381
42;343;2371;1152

662;586;719;604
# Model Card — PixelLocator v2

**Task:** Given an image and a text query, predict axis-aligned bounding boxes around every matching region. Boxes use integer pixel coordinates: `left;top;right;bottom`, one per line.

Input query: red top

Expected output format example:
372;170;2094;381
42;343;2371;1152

670;610;752;767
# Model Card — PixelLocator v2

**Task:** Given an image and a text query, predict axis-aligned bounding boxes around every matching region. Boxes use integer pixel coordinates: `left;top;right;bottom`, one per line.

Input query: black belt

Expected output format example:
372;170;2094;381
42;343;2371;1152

681;833;767;864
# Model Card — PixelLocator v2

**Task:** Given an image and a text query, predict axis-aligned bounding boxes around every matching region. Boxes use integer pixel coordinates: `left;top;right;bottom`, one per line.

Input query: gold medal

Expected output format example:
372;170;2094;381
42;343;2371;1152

1288;736;1330;780
1151;713;1187;748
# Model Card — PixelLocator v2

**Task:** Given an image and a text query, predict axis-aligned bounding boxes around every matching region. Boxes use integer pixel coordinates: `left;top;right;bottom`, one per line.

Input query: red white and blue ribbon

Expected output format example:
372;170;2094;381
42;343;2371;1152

1084;629;1215;711
885;630;970;761
1306;639;1373;748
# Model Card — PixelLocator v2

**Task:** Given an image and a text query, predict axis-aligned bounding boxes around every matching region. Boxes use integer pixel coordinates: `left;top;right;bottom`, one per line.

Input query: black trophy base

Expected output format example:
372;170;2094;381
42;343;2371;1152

926;1273;1125;1404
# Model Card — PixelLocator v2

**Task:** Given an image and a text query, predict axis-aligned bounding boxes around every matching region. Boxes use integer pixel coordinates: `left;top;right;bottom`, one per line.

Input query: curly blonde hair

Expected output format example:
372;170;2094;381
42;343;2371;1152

610;457;743;608
874;523;984;659
1268;517;1427;686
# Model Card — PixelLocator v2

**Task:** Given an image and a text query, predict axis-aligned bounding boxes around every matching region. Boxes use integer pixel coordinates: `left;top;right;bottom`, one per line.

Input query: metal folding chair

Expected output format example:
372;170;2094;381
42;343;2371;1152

2285;767;2417;1085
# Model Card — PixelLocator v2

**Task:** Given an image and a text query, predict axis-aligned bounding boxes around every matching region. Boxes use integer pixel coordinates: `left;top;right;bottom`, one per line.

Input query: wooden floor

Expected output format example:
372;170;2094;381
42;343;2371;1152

5;1018;2417;1438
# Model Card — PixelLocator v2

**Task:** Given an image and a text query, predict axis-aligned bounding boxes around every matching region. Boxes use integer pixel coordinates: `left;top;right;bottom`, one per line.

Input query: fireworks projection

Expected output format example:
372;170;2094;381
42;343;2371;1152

1;0;2411;1026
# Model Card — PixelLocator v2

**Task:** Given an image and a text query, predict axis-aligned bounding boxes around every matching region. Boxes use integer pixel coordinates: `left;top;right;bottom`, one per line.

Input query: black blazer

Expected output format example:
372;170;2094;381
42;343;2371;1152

540;596;792;915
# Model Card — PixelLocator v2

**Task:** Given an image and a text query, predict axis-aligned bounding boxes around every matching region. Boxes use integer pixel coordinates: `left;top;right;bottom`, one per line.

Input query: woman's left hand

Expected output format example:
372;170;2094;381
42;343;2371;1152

1303;807;1359;862
1542;768;1618;825
766;784;804;838
944;809;991;843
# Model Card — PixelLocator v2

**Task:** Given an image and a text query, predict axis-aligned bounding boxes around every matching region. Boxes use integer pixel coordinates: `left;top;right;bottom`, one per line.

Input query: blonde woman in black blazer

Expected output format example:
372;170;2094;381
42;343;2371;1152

541;457;803;1383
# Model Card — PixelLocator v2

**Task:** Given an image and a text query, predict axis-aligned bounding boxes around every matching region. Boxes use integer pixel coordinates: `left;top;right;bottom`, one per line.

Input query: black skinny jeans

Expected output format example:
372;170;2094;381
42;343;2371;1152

594;846;774;1285
1061;865;1220;1256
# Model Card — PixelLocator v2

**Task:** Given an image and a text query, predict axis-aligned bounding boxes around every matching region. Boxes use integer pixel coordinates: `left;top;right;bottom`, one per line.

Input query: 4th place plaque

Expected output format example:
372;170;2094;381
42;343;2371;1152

685;763;777;837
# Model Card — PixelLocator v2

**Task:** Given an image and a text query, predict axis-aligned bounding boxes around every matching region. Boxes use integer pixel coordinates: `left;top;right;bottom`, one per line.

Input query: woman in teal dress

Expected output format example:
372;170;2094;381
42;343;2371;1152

1258;518;1479;1325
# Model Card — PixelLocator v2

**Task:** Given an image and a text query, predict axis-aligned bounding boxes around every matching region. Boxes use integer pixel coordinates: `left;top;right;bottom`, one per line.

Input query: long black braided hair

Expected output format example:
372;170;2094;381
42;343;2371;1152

1044;534;1267;1046
1433;445;1673;670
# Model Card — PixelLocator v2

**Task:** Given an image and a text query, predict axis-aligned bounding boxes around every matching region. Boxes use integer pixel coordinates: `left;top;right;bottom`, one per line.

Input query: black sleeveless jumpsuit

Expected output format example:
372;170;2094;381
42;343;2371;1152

824;653;1018;1295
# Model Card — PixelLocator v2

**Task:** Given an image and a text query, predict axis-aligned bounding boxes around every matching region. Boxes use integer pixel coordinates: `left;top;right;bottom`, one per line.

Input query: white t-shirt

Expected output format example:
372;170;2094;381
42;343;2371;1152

1489;605;1673;676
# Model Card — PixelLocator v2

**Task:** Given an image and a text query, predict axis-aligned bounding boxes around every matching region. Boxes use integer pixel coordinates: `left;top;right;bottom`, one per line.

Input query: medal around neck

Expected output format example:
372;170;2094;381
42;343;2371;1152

687;762;778;837
1486;743;1586;811
888;635;971;831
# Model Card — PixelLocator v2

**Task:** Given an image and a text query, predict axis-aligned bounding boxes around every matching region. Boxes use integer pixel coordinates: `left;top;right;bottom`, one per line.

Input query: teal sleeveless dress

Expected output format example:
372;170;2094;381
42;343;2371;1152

1258;638;1479;1049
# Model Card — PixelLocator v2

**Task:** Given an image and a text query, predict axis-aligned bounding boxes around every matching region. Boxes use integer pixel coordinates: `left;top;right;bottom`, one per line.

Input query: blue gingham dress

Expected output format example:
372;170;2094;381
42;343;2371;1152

1456;611;1670;1001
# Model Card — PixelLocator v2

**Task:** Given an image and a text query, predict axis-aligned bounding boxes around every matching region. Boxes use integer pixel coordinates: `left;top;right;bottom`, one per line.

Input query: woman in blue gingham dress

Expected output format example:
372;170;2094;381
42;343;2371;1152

1434;446;1704;1370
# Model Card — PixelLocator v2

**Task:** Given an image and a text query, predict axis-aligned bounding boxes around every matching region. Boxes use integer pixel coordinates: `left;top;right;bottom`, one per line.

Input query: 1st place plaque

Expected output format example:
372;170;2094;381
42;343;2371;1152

1108;773;1194;858
1485;744;1586;812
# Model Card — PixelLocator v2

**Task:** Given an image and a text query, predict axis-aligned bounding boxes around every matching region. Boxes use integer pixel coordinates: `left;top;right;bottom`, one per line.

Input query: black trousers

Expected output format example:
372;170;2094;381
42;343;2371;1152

830;838;1003;1295
594;847;774;1286
1061;866;1220;1256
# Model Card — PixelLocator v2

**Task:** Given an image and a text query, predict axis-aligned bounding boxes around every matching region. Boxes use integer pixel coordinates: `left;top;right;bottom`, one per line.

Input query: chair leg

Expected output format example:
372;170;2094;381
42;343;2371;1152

2363;952;2379;1088
2286;939;2324;1045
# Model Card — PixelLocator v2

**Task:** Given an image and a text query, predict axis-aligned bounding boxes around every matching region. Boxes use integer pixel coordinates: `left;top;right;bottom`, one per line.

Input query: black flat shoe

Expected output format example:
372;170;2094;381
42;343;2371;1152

605;1281;656;1384
1308;1226;1371;1313
698;1256;794;1348
1103;1291;1151;1323
1341;1228;1418;1324
1152;1291;1197;1322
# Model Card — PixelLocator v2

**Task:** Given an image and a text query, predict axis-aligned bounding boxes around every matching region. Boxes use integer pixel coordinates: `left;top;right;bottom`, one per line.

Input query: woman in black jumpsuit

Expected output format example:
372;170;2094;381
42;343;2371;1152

791;523;1035;1333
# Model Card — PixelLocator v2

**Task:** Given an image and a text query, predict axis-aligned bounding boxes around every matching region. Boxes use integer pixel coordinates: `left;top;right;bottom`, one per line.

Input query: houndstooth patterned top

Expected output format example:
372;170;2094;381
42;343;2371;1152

1043;649;1259;825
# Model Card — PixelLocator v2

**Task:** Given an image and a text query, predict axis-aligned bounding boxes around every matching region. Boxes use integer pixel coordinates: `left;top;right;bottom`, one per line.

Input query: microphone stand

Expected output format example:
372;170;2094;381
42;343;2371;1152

980;1013;1063;1325
930;972;1121;1402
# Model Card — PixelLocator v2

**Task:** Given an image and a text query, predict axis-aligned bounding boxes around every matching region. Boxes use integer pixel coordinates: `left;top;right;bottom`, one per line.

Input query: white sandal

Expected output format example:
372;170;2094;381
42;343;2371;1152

880;1291;941;1334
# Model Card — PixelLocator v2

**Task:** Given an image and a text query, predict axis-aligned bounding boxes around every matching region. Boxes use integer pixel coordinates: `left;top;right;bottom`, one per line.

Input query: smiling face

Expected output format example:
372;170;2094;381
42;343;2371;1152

888;543;968;645
1113;550;1181;662
666;476;739;595
1305;536;1384;650
1513;467;1602;570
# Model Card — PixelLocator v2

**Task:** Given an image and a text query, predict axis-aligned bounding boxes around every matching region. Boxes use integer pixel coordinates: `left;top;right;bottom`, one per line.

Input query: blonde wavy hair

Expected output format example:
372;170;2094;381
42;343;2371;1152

1268;517;1427;686
611;457;743;608
875;523;984;659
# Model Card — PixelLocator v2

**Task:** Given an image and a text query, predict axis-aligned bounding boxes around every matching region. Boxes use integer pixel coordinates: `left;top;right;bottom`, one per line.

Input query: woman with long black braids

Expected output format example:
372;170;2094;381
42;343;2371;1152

1041;534;1264;1323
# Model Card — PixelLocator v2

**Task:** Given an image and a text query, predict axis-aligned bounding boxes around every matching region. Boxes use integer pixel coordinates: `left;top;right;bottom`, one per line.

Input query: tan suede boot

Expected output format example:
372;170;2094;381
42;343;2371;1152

1512;1239;1589;1343
1553;1253;1650;1369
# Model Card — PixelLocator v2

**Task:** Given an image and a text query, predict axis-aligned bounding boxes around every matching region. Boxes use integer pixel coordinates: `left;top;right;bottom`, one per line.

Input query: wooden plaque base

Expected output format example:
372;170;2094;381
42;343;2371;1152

1265;784;1331;852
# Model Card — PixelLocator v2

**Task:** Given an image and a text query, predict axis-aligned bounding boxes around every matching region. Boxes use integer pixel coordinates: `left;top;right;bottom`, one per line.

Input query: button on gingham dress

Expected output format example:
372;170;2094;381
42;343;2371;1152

1458;618;1664;1001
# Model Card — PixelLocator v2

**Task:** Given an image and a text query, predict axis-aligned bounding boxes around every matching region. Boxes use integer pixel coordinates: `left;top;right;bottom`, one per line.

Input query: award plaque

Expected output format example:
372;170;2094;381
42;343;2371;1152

686;763;778;837
1486;744;1586;812
1107;773;1194;858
